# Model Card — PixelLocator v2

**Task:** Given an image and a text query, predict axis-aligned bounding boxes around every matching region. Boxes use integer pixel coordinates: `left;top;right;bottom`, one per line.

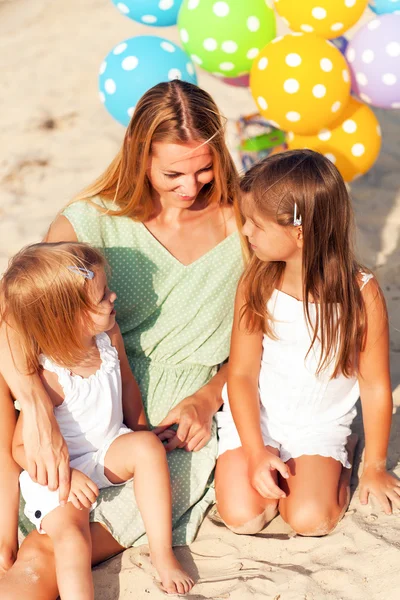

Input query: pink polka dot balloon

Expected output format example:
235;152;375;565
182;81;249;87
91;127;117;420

345;14;400;109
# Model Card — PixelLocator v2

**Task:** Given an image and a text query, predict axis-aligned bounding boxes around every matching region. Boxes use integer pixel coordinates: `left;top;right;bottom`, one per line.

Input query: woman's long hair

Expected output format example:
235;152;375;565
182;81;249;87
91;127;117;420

73;80;240;221
240;149;369;378
0;242;106;373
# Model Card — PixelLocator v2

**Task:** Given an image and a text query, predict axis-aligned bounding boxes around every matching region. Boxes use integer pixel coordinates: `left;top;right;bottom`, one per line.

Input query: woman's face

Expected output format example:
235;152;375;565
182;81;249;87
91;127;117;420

148;141;214;209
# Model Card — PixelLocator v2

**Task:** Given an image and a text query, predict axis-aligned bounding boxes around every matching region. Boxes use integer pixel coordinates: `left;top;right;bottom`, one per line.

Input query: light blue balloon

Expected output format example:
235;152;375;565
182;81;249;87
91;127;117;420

99;36;197;126
111;0;184;27
369;0;400;14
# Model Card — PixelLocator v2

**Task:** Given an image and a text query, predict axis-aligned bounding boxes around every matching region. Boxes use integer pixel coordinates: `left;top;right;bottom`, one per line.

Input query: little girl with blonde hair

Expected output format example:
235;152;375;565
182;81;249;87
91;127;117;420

216;149;399;536
1;241;193;598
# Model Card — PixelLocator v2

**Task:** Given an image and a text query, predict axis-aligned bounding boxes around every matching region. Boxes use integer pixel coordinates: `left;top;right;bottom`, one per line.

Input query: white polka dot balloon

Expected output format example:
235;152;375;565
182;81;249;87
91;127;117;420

250;33;351;135
274;0;368;39
178;0;276;77
345;14;400;109
287;96;382;181
111;0;184;27
99;36;197;126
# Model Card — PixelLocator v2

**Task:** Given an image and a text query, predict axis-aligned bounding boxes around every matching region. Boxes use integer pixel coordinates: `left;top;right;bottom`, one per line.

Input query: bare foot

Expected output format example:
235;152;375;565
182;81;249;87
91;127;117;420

0;546;16;582
151;549;194;595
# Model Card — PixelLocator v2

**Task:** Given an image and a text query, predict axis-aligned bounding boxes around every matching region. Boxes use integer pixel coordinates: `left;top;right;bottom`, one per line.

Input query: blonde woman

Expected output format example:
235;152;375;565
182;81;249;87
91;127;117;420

0;81;243;599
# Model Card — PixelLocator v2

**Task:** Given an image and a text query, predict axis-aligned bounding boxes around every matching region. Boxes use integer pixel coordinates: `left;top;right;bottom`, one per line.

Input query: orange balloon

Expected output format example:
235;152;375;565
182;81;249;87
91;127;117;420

274;0;368;39
286;96;382;181
250;33;351;135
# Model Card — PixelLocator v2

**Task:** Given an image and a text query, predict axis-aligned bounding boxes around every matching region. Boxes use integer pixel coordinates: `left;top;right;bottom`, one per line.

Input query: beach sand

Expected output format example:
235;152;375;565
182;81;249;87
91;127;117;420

1;1;399;598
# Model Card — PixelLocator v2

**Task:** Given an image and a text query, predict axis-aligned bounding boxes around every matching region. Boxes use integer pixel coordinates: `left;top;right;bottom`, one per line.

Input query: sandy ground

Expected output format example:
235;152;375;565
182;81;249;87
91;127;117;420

1;1;399;598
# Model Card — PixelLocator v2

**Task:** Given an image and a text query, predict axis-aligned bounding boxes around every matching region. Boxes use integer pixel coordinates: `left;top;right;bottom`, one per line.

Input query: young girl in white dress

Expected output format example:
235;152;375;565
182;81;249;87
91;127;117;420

1;242;194;598
216;149;399;536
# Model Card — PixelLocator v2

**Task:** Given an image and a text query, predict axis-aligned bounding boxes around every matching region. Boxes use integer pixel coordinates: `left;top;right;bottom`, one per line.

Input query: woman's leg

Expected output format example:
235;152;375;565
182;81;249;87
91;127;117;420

0;522;124;600
278;435;358;536
215;445;280;534
104;431;194;595
0;374;20;578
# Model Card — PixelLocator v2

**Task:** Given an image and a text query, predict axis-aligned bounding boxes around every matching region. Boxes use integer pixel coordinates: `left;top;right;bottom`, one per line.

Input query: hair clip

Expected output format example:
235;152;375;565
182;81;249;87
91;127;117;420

293;203;302;227
67;266;94;280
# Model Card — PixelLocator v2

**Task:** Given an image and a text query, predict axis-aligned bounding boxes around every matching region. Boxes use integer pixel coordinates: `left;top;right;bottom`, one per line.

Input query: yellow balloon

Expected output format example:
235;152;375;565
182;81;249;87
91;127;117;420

286;97;382;181
250;33;351;135
274;0;368;39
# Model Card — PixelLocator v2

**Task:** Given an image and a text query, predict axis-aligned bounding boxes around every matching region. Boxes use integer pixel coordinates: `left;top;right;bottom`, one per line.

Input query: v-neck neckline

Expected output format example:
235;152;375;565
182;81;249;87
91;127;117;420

139;223;239;268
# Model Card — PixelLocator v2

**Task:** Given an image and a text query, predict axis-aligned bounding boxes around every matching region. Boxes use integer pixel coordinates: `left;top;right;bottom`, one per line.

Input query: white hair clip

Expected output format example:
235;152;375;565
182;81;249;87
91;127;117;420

67;266;94;280
293;203;302;227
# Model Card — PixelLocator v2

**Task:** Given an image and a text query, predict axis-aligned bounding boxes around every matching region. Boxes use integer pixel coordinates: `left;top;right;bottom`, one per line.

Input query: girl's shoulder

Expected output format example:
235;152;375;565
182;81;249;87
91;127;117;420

358;270;374;291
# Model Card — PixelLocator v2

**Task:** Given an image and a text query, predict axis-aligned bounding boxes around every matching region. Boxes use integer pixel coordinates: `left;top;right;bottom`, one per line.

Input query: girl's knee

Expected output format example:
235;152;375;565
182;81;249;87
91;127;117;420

283;501;341;536
218;503;278;535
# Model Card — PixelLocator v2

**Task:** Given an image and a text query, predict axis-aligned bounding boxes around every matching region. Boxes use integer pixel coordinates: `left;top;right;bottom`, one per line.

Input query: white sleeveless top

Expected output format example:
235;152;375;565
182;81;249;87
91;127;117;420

39;332;125;461
259;274;373;427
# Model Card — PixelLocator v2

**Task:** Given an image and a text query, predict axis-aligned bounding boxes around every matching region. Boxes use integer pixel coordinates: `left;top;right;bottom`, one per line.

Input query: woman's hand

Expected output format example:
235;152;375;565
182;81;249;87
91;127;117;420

359;467;400;514
248;448;290;500
153;389;215;453
68;469;99;510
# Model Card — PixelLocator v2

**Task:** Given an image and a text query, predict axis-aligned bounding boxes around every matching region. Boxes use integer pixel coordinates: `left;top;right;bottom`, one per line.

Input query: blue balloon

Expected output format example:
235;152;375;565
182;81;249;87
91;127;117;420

99;36;197;126
331;36;349;56
369;0;400;14
112;0;184;27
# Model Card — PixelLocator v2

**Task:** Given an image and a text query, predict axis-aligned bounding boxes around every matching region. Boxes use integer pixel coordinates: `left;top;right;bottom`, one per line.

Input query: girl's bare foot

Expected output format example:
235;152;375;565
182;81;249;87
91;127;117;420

151;549;194;595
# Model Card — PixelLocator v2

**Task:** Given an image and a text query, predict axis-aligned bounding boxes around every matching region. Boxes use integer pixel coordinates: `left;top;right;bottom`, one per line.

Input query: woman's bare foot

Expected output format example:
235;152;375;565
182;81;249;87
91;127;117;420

151;549;194;595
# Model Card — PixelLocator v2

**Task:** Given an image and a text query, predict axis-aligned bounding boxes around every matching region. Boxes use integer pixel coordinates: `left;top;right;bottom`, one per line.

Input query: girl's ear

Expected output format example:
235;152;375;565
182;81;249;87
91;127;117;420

296;226;303;248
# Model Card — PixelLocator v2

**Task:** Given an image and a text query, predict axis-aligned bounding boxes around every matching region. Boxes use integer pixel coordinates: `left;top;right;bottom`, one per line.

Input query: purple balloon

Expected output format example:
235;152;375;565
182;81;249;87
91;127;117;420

331;36;349;57
222;73;250;87
345;14;400;109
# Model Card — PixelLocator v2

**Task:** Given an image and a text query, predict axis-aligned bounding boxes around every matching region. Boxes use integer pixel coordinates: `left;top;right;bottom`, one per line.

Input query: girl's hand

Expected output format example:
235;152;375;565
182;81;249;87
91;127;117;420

248;448;290;500
68;469;99;510
359;467;400;514
153;390;214;453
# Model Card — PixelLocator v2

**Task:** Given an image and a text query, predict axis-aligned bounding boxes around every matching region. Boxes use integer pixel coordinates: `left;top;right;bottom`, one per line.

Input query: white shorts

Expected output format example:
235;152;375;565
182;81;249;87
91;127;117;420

20;426;132;534
216;386;356;468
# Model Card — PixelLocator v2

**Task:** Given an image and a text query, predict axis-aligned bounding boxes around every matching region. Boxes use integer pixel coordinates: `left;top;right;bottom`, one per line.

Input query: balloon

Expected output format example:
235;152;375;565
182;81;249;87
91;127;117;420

222;74;250;87
178;0;276;77
99;36;197;126
286;96;382;181
111;0;184;26
331;36;349;56
250;33;351;135
274;0;368;39
345;14;400;109
369;0;400;14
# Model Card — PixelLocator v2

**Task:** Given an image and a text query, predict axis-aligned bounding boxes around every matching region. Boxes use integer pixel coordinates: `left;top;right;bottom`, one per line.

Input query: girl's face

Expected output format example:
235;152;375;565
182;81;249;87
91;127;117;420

148;141;214;209
241;194;301;262
86;268;117;335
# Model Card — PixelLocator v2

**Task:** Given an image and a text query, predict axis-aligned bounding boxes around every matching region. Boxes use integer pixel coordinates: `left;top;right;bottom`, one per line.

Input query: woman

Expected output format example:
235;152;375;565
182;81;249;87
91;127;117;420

0;80;243;598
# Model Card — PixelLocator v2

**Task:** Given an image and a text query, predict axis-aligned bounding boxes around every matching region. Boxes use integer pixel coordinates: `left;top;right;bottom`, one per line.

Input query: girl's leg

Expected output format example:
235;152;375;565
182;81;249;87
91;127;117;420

279;435;358;536
104;431;194;595
0;374;20;578
0;523;124;600
215;445;280;534
41;504;93;600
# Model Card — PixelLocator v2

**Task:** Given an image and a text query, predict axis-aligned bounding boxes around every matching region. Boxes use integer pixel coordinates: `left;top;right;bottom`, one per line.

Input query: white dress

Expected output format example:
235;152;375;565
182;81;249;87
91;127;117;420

20;332;132;532
217;275;373;468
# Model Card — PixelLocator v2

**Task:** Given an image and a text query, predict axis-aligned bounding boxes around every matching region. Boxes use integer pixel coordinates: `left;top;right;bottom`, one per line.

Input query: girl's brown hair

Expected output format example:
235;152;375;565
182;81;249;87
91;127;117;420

74;80;240;220
0;242;106;373
240;149;369;378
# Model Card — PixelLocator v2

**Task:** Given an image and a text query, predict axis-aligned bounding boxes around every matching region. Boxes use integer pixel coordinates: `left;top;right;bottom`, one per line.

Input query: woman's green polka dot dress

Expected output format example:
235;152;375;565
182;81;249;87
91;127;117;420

58;199;242;547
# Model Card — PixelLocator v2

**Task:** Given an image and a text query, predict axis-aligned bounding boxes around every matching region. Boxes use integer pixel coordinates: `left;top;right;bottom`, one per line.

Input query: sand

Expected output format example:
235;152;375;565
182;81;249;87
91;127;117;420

0;1;399;598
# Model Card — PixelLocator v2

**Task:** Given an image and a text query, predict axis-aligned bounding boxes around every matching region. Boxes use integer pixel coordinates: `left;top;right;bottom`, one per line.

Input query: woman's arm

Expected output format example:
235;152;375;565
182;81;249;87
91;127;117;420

108;324;149;431
358;279;400;513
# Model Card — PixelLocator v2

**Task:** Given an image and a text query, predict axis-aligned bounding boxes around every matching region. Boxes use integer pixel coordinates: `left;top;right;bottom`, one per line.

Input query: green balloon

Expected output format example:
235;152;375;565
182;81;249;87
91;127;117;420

178;0;276;77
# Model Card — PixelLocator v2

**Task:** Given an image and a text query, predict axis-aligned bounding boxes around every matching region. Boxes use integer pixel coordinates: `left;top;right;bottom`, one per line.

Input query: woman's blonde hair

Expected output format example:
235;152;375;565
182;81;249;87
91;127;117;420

0;242;106;373
74;80;240;220
240;149;369;378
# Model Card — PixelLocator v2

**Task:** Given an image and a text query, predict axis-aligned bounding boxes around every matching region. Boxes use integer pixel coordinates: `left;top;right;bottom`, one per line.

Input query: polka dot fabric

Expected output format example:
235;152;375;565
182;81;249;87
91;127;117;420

99;36;197;126
111;0;184;27
59;199;243;547
274;0;368;39
178;0;276;77
345;14;400;109
250;33;351;135
287;96;382;181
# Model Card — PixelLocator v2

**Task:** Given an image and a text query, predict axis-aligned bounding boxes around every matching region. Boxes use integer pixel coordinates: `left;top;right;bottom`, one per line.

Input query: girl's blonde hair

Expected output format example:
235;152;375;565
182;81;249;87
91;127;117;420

240;149;369;378
0;242;106;373
74;80;240;220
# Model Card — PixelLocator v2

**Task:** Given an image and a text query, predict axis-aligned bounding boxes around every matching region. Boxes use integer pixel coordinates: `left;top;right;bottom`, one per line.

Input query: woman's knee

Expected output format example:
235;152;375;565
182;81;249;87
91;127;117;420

282;501;341;536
